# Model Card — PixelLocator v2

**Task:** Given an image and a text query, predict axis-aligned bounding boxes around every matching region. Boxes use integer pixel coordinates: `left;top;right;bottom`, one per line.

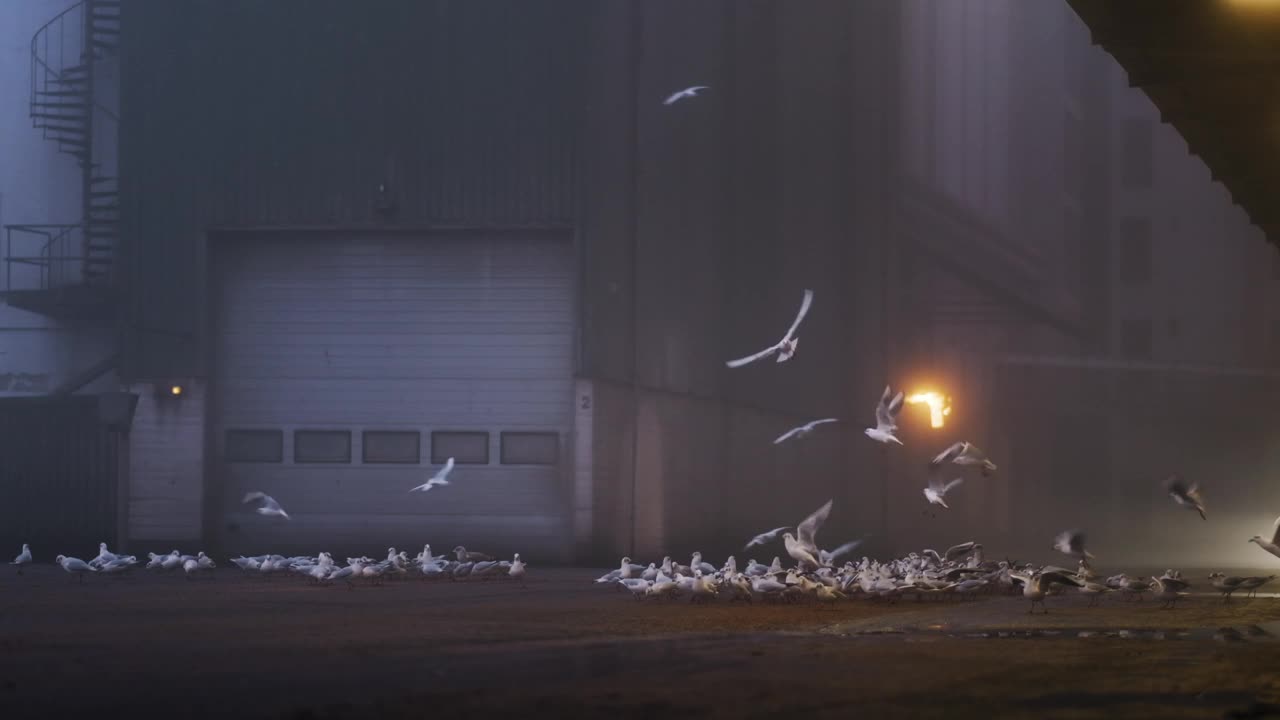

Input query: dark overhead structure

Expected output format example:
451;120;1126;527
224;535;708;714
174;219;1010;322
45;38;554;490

1068;0;1280;249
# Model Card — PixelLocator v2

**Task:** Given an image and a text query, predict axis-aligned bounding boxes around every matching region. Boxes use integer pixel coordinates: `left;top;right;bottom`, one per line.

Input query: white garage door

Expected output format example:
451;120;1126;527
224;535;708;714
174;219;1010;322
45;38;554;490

212;233;574;562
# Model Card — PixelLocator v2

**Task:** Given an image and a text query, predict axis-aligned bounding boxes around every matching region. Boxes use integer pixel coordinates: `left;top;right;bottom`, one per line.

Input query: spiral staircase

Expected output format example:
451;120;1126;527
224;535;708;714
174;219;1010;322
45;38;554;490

2;0;120;323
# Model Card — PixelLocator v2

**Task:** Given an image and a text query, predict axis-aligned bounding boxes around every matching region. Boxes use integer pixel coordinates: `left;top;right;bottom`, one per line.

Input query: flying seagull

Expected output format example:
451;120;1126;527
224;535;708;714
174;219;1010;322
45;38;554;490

923;476;964;509
663;85;709;105
864;385;905;445
743;526;790;551
773;418;838;445
784;498;832;570
1164;474;1206;520
930;441;997;476
1053;529;1094;560
410;457;455;493
1249;515;1280;561
818;538;866;567
726;289;814;369
242;491;290;520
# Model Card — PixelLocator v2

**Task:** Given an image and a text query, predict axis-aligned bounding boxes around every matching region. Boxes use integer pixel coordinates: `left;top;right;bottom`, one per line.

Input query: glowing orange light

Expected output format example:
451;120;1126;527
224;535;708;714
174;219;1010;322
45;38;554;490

906;391;951;428
170;385;183;396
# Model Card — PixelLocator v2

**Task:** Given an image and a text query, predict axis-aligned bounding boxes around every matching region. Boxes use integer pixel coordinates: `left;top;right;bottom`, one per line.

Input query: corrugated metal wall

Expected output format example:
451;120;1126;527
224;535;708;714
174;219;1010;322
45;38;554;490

118;0;586;378
0;396;120;557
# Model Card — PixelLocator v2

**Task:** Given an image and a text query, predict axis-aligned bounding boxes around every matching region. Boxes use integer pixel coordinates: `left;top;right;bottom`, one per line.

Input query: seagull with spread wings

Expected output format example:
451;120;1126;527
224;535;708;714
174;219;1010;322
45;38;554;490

864;385;905;445
726;289;814;369
242;491;290;520
1164;474;1206;521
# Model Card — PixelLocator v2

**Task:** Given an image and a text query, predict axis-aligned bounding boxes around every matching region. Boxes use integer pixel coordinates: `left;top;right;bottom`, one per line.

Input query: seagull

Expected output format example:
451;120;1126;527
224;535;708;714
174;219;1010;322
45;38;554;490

744;526;790;551
509;554;527;586
1238;575;1276;599
725;289;814;368
1010;569;1083;613
453;546;493;563
785;498;832;569
1152;575;1191;609
818;539;865;567
663;85;708;106
1053;530;1094;560
242;491;290;519
864;385;905;445
1208;573;1246;602
11;544;31;575
410;457;455;492
773;418;838;445
1164;474;1206;520
923;477;964;509
55;555;97;583
1249;515;1280;561
930;441;997;476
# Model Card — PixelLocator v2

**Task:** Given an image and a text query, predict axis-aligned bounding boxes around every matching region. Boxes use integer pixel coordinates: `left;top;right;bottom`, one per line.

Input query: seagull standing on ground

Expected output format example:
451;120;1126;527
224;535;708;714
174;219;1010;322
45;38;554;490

1164;474;1206;520
410;457;455;493
725;289;814;368
864;385;905;445
242;491;290;520
662;86;709;106
930;441;997;476
1010;569;1084;614
774;418;838;445
1249;515;1280;560
11;544;31;575
923;477;964;510
55;555;96;583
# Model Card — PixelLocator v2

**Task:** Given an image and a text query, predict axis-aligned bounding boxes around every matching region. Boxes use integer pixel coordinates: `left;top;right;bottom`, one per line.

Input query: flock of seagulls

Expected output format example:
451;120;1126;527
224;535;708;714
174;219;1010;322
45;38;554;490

9;542;528;588
594;501;1277;612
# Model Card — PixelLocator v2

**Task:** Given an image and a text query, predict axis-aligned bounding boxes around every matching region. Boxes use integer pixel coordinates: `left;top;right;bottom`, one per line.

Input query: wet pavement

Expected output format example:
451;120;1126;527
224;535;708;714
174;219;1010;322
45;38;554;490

2;566;1280;718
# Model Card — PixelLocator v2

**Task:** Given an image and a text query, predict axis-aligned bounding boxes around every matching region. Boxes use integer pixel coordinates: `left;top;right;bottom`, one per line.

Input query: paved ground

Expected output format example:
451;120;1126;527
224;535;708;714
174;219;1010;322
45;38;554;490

3;566;1280;719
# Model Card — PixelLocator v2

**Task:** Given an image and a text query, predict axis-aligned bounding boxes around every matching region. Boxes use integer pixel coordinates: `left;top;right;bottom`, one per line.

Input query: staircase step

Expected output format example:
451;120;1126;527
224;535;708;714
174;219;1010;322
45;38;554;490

91;39;117;50
88;190;117;198
60;64;90;75
87;244;114;253
31;99;90;108
35;90;88;98
32;111;87;121
89;177;115;185
91;27;121;36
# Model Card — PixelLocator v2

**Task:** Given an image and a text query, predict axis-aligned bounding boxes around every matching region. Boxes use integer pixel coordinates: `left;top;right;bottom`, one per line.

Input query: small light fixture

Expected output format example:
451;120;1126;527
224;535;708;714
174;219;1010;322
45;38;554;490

169;384;183;397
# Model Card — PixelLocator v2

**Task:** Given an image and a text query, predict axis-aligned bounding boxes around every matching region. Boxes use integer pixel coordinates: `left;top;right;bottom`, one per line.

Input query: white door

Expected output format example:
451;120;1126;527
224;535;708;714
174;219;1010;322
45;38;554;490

212;233;574;562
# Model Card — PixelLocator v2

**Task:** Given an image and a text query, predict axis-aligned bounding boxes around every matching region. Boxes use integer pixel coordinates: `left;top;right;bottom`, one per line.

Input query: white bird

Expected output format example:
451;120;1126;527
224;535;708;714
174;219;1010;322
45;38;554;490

785;498;832;569
1010;569;1083;613
818;539;865;567
1249;515;1280;561
509;553;527;586
725;289;814;368
242;491;290;519
88;542;118;569
1152;575;1191;609
11;544;31;574
930;441;997;476
773;418;838;445
744;526;790;551
1053;530;1095;560
923;477;964;509
1164;474;1206;521
55;555;97;583
864;385;905;445
662;85;708;106
409;457;455;493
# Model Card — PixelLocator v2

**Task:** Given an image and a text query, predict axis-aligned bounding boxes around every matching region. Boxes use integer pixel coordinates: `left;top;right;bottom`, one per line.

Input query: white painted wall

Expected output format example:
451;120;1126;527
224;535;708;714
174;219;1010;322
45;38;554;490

127;381;205;542
0;0;117;396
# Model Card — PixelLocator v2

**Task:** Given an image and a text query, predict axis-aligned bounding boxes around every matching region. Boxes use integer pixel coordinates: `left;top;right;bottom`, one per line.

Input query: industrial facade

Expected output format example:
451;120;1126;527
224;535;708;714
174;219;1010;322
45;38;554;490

2;0;1276;566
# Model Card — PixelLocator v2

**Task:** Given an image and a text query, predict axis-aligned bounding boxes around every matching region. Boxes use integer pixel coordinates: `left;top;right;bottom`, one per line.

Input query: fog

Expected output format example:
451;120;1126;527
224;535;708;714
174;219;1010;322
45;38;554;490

0;0;1278;573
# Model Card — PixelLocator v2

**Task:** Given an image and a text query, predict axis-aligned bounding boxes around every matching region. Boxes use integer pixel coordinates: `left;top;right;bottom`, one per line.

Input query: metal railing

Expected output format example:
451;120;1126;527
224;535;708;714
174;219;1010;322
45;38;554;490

30;1;88;116
3;224;83;292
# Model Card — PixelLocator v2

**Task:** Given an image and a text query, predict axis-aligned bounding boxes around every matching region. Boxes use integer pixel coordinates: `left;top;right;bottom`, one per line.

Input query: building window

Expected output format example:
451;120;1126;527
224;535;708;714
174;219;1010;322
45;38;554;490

500;432;560;466
362;431;420;464
294;430;352;464
1121;318;1153;360
430;431;489;465
1117;217;1152;286
1121;116;1154;188
225;429;283;463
